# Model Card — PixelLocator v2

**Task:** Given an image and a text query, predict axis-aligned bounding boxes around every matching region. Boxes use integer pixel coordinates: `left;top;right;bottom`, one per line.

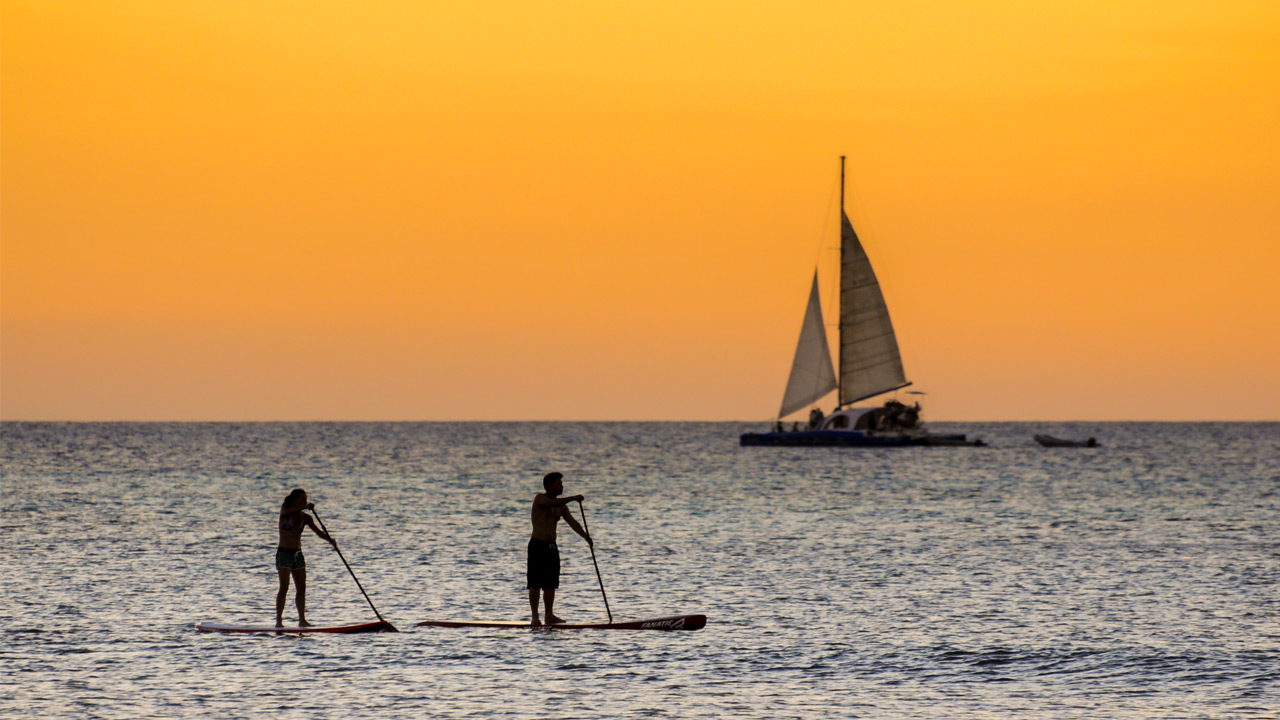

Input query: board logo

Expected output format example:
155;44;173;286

640;618;685;630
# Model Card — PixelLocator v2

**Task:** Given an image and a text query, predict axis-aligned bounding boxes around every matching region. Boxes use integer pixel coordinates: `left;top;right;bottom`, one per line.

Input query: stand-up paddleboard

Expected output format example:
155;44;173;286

196;620;394;634
417;614;706;631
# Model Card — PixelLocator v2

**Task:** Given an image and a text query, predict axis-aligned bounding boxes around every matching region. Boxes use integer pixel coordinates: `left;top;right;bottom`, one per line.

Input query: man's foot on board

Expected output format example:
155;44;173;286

298;620;314;627
546;614;565;624
275;621;284;628
531;617;543;627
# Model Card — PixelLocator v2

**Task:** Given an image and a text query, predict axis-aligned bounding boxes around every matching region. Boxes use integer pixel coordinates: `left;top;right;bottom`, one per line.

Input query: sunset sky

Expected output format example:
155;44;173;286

3;1;1277;421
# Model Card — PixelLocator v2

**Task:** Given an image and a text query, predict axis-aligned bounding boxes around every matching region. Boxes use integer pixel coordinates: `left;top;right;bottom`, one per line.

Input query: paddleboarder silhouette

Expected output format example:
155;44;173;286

275;488;335;627
528;472;592;626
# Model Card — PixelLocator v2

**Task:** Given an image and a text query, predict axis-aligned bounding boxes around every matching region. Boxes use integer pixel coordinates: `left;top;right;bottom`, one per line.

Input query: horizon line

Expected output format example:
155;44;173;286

1;418;1276;424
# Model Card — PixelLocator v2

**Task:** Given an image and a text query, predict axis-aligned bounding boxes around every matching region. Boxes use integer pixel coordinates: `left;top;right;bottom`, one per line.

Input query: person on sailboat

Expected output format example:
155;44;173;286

528;472;592;626
276;488;336;627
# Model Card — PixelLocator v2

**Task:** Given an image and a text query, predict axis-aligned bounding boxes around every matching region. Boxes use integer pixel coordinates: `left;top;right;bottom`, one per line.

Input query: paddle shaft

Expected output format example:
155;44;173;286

576;501;612;623
310;508;397;631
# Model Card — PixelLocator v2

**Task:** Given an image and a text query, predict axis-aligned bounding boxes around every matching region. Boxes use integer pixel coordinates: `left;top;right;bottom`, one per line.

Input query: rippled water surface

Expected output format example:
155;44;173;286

2;422;1278;718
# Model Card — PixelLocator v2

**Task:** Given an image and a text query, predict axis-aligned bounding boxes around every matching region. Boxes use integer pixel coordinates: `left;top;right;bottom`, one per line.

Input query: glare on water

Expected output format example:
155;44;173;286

2;422;1277;718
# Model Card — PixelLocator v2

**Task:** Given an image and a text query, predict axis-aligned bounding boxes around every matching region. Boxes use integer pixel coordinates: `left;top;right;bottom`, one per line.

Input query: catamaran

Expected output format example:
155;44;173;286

741;157;981;448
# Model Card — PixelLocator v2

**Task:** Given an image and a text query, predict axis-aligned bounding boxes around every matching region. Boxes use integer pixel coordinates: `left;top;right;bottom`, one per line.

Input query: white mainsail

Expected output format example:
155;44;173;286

838;211;908;404
778;272;838;418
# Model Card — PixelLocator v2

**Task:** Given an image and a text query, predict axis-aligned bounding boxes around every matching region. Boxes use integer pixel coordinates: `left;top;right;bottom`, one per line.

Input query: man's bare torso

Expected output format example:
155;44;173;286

530;494;565;542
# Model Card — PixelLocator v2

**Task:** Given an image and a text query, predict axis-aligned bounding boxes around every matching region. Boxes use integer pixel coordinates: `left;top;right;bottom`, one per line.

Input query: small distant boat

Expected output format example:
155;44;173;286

417;614;706;631
740;157;981;448
195;620;394;634
1033;434;1099;448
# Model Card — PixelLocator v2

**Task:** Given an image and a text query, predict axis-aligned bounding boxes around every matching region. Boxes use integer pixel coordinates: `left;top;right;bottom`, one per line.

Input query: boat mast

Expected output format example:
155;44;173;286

838;155;845;408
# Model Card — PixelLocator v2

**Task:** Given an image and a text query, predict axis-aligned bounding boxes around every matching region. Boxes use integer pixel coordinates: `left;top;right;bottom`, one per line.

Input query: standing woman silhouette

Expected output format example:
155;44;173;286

275;488;335;627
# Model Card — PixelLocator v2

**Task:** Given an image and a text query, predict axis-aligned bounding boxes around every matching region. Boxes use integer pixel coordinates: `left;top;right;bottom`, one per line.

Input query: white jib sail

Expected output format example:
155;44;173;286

779;272;839;418
839;211;907;404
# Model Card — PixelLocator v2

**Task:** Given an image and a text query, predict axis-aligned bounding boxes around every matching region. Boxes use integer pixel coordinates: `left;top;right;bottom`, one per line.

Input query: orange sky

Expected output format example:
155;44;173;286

3;1;1278;421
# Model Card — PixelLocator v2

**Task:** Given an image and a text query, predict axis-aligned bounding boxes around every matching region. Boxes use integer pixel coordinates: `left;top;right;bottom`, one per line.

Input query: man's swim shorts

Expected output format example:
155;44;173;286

526;538;560;589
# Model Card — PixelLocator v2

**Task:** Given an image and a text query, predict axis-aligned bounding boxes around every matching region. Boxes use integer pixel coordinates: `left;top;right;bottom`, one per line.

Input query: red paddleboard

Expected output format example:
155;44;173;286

196;620;394;634
416;614;706;631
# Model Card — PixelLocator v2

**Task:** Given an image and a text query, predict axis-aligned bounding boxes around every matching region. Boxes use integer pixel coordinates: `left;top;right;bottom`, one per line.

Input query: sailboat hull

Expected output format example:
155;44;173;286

739;430;982;447
739;430;914;447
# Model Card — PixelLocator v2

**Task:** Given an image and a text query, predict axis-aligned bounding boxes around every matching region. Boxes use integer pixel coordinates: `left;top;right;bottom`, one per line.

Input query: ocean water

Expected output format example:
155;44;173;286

1;421;1277;719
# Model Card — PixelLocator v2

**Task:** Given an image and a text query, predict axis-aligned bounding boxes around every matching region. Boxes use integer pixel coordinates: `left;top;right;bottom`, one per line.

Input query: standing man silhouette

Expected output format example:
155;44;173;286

527;472;592;625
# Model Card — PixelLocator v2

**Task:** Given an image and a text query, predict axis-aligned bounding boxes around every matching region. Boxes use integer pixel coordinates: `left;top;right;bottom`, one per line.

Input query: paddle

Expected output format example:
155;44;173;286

310;508;398;632
576;500;612;623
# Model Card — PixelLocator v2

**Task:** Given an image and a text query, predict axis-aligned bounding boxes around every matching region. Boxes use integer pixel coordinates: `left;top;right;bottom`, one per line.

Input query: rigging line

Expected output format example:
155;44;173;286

820;171;841;354
816;172;840;269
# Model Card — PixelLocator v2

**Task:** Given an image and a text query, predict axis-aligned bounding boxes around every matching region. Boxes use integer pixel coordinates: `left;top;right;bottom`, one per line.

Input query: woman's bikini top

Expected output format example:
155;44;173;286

280;511;305;533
